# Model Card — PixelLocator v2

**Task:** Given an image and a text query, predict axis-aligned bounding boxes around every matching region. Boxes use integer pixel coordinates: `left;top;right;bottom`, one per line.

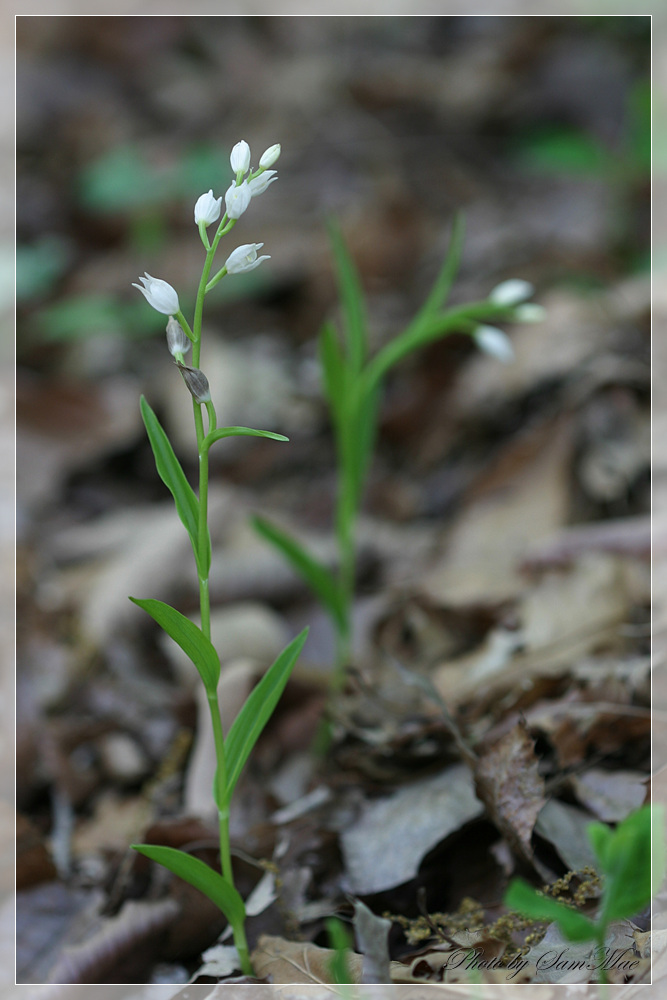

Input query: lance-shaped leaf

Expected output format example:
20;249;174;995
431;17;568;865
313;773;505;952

415;210;465;321
131;843;244;928
347;385;379;505
505;879;597;942
363;215;467;394
224;628;309;802
204;426;289;451
327;219;367;373
129;597;220;694
319;321;348;425
140;395;211;577
252;516;346;631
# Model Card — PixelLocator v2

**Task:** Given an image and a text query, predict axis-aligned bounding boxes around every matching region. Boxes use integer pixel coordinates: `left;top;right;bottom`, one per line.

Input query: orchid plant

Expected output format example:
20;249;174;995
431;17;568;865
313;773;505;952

254;215;545;693
129;139;307;976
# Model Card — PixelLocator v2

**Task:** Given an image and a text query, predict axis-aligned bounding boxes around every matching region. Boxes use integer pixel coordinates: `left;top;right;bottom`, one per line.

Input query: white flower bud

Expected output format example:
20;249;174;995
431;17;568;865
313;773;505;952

176;362;211;403
224;243;270;275
513;303;546;323
230;140;251;175
247;170;278;198
166;316;190;357
489;279;534;307
225;181;252;220
132;273;180;315
474;325;514;363
194;189;222;227
259;144;281;169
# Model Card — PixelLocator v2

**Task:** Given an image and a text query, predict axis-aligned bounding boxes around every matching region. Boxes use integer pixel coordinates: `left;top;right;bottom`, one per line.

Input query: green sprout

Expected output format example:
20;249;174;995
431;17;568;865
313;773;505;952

254;215;544;695
505;805;663;985
326;916;356;997
128;139;307;977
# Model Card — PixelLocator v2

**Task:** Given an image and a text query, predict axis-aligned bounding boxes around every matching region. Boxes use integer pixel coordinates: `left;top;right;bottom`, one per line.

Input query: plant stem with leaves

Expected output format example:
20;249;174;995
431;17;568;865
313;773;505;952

254;214;545;696
129;140;307;977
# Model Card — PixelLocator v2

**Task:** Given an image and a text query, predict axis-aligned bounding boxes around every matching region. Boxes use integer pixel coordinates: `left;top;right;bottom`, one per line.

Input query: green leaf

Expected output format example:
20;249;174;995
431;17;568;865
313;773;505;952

140;395;211;577
514;125;610;176
327;219;367;372
224;628;309;802
416;211;466;320
252;516;346;631
326;917;354;988
349;385;379;505
505;879;596;943
129;597;220;694
364;216;467;393
592;807;653;925
319;321;349;423
204;426;289;450
131;843;245;928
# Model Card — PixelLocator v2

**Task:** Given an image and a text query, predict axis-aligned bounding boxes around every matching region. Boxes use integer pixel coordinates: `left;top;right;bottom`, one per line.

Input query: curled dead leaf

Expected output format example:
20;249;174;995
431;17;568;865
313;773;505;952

474;720;546;868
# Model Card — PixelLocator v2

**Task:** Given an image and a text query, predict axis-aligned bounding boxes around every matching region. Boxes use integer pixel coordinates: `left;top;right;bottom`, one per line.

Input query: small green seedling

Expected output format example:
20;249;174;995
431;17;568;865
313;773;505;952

128;139;308;976
505;804;662;984
326;916;356;996
254;215;544;688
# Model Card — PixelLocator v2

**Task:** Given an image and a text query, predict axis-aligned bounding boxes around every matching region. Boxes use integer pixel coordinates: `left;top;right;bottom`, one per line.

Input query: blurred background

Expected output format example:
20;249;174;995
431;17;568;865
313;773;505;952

13;13;655;987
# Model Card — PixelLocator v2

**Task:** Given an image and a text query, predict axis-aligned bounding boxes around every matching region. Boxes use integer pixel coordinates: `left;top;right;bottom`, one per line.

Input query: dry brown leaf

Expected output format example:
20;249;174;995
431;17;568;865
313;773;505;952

474;720;546;867
251;934;363;985
421;418;573;604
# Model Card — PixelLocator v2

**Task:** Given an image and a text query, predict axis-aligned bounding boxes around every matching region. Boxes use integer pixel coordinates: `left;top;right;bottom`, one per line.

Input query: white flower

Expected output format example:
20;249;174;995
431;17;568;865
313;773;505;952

166;316;190;357
194;189;222;227
224;243;270;275
230;140;251;175
474;324;515;363
489;279;534;306
225;180;252;220
513;303;546;323
132;273;180;315
259;144;281;169
247;170;278;198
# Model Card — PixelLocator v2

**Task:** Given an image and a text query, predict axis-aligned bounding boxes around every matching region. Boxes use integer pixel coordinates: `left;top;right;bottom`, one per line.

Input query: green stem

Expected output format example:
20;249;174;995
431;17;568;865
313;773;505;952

196;403;211;639
363;300;519;396
188;213;251;976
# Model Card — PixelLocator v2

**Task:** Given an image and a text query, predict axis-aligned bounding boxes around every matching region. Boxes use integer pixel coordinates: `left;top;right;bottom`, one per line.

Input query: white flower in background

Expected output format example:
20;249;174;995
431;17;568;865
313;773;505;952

166;316;190;357
489;279;534;306
230;140;251;175
474;324;515;363
225;180;252;220
259;143;281;169
513;303;547;322
133;273;180;315
194;189;222;227
224;243;270;275
247;170;278;198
